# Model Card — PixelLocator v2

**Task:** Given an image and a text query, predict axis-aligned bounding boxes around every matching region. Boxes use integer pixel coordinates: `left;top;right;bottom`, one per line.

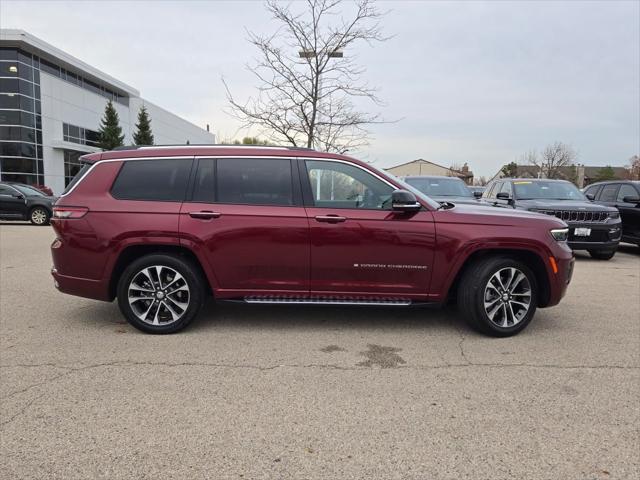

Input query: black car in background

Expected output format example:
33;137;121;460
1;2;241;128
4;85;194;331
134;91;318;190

483;178;621;259
401;175;483;205
0;182;56;225
583;180;640;246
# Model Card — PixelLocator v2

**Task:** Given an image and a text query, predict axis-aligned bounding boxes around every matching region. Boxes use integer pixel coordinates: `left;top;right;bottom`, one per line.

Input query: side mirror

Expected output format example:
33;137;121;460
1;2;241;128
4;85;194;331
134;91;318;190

496;192;511;201
473;191;483;198
623;196;640;204
12;193;24;199
586;193;595;201
391;189;421;212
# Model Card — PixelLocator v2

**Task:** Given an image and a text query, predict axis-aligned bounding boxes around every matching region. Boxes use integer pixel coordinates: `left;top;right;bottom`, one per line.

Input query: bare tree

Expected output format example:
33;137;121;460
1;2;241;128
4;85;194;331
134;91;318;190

525;142;576;179
626;155;640;180
224;0;388;153
474;176;488;186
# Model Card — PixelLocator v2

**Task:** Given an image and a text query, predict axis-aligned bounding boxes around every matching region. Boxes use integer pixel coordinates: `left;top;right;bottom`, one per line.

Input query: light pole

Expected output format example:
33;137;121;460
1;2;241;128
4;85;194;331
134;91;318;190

299;49;343;200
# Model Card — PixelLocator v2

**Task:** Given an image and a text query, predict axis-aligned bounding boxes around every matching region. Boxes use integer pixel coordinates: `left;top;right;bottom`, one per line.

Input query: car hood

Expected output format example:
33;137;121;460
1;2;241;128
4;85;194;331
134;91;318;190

435;202;566;228
430;195;485;206
516;199;616;212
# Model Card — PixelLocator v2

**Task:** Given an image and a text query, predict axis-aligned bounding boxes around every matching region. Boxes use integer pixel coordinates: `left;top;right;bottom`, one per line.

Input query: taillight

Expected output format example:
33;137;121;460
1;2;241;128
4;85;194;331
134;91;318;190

53;206;89;219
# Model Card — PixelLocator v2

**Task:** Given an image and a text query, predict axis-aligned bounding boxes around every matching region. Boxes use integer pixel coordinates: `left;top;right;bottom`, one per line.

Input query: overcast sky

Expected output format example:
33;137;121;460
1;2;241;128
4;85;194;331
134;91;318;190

2;0;638;177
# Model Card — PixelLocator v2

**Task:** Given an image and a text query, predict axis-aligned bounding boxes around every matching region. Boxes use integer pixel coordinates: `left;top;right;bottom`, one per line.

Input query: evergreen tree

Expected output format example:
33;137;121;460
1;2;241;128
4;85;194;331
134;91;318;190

594;166;616;182
98;100;124;150
133;106;154;145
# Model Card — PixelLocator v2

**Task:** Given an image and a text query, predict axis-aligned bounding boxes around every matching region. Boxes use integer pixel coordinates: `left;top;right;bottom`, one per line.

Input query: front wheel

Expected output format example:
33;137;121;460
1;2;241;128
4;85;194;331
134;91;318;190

117;254;206;334
29;206;50;225
588;249;616;260
457;257;538;337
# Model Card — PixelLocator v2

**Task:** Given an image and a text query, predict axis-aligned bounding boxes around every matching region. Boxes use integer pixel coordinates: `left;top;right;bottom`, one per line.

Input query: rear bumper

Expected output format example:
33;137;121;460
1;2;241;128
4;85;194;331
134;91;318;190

51;268;111;301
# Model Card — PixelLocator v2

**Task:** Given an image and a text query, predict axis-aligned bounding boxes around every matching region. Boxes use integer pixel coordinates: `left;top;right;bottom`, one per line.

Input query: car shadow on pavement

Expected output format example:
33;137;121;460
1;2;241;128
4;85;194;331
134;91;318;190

69;299;469;335
189;301;461;333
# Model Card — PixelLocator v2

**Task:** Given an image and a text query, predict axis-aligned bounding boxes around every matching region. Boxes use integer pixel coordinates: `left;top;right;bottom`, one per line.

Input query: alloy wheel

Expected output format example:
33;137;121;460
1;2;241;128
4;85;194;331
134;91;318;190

31;209;47;225
483;267;532;328
127;265;190;326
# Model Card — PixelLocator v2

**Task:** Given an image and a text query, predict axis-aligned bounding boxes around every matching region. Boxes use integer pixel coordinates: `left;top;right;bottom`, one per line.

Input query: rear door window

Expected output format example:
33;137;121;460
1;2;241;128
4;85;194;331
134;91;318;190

617;184;638;203
599;184;619;203
216;158;293;206
111;158;192;201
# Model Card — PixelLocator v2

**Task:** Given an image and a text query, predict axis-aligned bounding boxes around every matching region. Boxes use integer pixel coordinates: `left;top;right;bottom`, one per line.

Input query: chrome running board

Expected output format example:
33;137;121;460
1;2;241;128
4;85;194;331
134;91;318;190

244;296;412;306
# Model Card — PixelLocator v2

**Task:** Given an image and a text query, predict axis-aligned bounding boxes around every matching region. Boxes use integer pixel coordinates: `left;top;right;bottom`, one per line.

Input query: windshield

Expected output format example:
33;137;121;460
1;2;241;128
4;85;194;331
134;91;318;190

513;180;586;200
366;166;439;209
403;177;472;197
13;184;45;197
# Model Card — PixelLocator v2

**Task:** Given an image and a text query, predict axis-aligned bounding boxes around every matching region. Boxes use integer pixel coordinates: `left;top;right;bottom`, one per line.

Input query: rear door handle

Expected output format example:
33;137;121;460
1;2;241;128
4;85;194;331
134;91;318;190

189;211;221;219
315;215;346;223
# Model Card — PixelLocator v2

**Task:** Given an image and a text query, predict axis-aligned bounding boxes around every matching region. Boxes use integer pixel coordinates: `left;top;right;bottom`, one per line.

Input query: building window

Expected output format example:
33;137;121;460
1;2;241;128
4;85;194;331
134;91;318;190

63;122;100;147
0;48;43;185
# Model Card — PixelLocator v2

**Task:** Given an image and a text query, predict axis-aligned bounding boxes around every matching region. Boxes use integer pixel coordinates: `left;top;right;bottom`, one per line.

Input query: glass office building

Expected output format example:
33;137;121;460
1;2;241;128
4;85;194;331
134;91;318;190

0;30;215;194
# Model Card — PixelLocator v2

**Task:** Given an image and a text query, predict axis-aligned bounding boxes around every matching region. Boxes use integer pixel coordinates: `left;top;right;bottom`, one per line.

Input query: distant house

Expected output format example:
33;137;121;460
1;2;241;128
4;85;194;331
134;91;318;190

491;164;628;188
386;159;474;184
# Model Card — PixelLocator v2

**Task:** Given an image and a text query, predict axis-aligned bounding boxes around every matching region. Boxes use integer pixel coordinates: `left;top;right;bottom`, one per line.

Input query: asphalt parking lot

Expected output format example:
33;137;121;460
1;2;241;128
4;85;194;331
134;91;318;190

1;223;638;479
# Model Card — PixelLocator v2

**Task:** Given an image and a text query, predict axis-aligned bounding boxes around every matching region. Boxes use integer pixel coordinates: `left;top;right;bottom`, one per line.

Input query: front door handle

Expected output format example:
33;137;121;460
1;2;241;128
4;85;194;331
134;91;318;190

315;215;346;223
189;211;221;219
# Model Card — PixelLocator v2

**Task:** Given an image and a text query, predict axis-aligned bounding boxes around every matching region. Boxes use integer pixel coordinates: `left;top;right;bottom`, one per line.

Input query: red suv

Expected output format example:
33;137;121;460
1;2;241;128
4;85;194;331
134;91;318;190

51;146;574;337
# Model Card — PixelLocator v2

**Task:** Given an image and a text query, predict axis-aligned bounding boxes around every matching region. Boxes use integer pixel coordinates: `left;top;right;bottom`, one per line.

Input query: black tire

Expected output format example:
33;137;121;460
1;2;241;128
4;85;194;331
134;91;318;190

457;256;538;337
588;249;616;260
29;206;50;225
117;254;206;334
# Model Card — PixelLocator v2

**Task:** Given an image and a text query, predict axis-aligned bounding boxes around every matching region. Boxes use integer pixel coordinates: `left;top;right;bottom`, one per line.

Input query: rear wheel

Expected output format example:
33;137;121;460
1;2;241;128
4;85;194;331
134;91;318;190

588;249;616;260
117;254;205;334
29;206;50;225
457;257;538;337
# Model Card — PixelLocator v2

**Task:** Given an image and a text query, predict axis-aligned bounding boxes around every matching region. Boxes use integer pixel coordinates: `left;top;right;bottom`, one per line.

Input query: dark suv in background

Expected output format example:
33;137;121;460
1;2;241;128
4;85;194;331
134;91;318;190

401;175;483;205
0;182;56;225
583;180;640;246
50;145;574;337
483;178;621;259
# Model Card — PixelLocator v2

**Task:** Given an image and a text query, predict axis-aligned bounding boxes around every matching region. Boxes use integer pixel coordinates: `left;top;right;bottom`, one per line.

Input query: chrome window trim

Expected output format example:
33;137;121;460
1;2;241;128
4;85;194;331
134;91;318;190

60;154;402;201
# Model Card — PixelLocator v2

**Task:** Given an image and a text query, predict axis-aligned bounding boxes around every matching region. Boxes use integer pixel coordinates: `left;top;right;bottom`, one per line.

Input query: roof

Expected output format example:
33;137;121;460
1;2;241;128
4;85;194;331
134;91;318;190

387;158;473;178
585;180;639;186
80;145;356;164
402;175;465;180
497;178;572;183
0;29;139;97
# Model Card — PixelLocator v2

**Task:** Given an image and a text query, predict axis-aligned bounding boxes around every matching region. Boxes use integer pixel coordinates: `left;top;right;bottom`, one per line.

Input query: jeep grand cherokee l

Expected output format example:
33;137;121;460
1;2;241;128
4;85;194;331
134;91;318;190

51;145;574;337
483;178;621;260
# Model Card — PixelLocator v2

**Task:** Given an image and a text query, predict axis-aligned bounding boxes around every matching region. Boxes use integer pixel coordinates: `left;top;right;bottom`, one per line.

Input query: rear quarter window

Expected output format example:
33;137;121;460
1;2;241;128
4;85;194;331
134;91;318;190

111;158;192;201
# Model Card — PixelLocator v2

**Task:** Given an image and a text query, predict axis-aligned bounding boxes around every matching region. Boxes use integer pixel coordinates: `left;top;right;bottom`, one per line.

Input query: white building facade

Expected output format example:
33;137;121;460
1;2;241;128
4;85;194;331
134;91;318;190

0;30;215;194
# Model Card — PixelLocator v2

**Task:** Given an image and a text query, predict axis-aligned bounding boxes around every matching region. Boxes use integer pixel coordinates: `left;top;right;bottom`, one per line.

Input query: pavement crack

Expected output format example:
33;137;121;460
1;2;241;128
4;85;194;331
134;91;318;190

457;329;471;365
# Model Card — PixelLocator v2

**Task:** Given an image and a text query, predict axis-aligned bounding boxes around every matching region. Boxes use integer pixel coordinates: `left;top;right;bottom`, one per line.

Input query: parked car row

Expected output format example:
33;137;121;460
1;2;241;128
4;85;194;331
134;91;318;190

401;175;638;260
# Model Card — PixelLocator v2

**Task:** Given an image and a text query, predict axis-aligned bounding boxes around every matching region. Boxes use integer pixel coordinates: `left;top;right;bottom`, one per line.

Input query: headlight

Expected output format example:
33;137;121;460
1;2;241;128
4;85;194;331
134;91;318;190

550;228;569;241
608;211;620;219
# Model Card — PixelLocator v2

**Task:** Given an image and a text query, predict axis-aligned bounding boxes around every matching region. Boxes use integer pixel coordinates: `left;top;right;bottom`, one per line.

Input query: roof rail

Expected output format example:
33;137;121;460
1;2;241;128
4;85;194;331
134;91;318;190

109;144;316;151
